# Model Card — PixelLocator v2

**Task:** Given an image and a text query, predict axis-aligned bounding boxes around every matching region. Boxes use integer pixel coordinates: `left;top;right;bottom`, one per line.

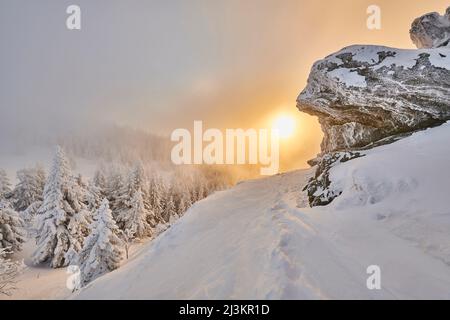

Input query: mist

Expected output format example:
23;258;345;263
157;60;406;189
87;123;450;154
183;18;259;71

1;0;449;168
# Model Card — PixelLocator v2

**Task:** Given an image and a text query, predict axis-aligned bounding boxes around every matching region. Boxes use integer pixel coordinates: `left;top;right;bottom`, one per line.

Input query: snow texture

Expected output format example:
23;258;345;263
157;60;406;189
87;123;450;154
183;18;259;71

77;123;450;299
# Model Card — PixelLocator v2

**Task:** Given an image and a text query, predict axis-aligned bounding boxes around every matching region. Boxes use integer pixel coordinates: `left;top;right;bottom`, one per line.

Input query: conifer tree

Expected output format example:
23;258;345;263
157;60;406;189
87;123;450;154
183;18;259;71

76;174;101;214
11;166;46;212
162;193;178;223
92;165;108;198
115;164;152;239
78;199;123;286
32;146;90;268
0;201;25;253
104;166;124;216
0;169;11;200
148;173;163;218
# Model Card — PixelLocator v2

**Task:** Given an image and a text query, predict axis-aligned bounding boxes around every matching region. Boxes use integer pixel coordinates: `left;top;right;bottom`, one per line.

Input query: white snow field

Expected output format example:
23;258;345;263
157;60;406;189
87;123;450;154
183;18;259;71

0;236;152;300
76;122;450;300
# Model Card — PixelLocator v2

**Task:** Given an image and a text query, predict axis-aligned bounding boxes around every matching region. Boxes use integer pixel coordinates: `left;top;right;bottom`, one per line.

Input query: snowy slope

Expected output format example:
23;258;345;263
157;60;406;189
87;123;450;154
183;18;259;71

76;123;450;300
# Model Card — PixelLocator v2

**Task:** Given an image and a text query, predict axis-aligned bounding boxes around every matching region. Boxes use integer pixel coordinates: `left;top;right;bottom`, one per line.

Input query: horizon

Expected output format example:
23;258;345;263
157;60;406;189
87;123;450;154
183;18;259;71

1;0;449;172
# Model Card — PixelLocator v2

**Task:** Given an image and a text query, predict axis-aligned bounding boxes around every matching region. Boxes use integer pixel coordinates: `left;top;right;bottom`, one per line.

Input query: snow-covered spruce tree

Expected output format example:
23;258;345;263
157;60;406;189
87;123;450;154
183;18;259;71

85;182;103;214
117;228;134;260
176;193;186;216
172;179;192;216
21;201;42;228
148;173;163;219
171;183;184;217
0;169;11;200
78;199;123;286
190;172;210;204
0;248;22;296
104;166;124;216
11;166;46;212
92;165;108;198
115;164;152;239
32;146;91;268
159;181;178;223
0;201;25;253
76;174;102;215
162;192;178;224
145;172;167;230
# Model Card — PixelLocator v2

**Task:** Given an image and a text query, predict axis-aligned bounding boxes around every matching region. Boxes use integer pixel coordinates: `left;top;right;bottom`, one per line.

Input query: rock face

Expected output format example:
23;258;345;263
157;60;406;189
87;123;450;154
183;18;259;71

297;7;450;154
303;151;363;207
298;7;450;207
410;7;450;49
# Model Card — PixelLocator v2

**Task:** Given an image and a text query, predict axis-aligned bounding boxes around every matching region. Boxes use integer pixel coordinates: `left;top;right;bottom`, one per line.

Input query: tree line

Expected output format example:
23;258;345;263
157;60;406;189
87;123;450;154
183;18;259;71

0;146;230;293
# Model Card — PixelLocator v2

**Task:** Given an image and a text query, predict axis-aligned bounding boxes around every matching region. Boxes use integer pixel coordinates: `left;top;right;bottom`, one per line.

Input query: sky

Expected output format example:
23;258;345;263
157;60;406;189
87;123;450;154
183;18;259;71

1;0;449;170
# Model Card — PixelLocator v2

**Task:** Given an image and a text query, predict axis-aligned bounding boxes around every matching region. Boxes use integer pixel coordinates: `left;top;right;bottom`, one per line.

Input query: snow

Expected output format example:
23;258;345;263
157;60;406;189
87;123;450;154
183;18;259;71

0;234;151;300
3;123;450;300
328;123;450;266
428;48;450;69
327;68;367;88
333;45;450;71
0;241;71;300
74;123;450;299
324;45;450;89
374;47;450;70
320;45;450;92
347;45;380;64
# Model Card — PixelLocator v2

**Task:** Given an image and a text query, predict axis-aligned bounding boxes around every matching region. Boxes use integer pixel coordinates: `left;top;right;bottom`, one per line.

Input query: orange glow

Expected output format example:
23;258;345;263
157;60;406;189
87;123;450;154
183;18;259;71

273;115;296;138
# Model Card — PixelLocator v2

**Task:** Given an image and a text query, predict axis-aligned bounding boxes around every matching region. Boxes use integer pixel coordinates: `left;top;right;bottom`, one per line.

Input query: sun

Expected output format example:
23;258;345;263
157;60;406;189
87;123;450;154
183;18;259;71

273;115;296;138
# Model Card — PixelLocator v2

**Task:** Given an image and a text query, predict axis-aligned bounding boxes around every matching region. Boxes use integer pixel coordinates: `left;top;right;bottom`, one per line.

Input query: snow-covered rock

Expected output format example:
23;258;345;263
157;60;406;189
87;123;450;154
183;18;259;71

303;151;363;206
410;7;450;49
298;7;450;153
297;45;450;152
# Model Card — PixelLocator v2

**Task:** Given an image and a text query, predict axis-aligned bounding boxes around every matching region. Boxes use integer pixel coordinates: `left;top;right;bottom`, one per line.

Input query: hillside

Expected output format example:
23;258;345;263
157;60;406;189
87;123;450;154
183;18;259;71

76;123;450;299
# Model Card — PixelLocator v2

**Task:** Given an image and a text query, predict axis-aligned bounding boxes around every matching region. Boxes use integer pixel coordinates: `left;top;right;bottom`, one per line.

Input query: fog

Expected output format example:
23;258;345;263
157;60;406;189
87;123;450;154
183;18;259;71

1;0;448;169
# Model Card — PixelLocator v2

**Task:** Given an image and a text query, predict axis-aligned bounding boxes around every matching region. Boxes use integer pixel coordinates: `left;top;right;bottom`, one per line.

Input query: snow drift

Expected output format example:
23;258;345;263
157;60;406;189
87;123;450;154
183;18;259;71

76;123;450;299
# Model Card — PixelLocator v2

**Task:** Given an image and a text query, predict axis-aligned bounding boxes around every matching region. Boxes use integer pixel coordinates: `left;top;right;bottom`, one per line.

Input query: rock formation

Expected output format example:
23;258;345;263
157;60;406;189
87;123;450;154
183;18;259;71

410;7;450;49
297;7;450;154
299;7;450;206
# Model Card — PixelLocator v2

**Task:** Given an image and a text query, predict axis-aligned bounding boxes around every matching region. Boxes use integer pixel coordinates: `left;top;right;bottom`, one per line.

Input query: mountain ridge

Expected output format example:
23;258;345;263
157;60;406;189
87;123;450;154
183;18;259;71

76;123;450;299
